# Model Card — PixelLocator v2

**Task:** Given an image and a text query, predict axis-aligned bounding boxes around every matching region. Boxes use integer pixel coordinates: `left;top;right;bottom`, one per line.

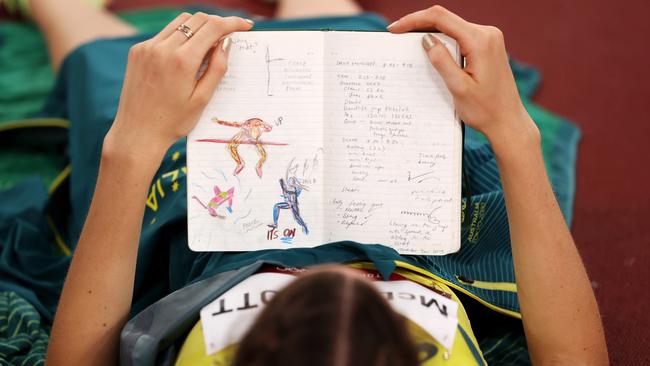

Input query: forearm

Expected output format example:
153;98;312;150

47;141;164;366
490;121;607;365
213;118;240;127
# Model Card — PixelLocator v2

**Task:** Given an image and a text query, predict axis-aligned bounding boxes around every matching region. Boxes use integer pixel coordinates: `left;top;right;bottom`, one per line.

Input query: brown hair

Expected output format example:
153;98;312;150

232;265;419;366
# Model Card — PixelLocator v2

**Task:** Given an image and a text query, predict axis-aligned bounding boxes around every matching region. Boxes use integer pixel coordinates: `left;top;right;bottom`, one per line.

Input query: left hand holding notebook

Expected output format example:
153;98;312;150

103;12;253;162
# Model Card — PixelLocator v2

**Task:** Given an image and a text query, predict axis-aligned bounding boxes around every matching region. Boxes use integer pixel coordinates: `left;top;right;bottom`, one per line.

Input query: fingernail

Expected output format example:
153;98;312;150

222;37;231;52
422;33;437;50
387;20;399;29
243;18;255;25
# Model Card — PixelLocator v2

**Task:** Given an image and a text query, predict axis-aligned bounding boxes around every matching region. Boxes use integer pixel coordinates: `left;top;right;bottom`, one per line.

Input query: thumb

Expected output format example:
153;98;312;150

193;37;232;101
422;33;472;96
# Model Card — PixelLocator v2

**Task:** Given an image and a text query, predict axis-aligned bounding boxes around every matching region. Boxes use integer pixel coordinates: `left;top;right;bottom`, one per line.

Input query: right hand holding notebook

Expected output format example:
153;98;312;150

388;5;539;147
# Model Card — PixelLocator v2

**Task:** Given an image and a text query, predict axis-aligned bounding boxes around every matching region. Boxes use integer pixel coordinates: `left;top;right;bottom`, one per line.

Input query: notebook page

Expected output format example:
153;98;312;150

187;32;326;251
323;32;462;255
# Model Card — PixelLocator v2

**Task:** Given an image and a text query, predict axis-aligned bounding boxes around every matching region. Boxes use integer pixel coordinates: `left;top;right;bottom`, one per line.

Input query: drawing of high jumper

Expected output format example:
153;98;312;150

196;117;289;178
268;162;309;234
214;117;271;177
192;185;234;219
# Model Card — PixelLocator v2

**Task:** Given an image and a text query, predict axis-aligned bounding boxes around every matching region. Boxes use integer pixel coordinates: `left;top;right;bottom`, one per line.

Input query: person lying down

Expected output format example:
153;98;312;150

3;0;605;365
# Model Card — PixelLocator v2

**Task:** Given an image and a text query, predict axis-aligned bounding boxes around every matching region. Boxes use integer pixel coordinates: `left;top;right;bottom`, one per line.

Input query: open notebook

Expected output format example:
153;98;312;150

187;31;462;255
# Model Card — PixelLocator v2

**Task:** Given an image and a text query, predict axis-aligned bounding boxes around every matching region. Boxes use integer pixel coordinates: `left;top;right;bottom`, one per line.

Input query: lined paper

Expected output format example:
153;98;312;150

187;31;461;254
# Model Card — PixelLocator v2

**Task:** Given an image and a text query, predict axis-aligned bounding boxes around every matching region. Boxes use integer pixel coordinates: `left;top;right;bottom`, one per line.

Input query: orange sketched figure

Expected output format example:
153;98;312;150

212;117;273;178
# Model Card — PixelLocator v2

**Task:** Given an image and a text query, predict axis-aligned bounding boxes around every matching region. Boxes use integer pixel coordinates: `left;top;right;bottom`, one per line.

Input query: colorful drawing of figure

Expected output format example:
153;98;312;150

213;117;273;178
268;176;309;234
192;185;234;219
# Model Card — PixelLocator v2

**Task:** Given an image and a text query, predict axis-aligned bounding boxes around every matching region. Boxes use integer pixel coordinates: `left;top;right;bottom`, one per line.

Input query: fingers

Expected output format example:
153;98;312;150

181;16;253;61
151;12;192;42
421;33;473;96
163;11;211;47
389;6;479;96
388;5;477;45
192;38;232;104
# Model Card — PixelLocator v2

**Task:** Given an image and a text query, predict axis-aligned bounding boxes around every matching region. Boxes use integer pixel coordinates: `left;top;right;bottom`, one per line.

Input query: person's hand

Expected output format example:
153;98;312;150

104;12;253;161
388;5;539;146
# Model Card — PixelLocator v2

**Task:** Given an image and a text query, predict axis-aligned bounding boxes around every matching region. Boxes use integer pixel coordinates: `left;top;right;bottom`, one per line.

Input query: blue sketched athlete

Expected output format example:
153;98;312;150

268;176;309;234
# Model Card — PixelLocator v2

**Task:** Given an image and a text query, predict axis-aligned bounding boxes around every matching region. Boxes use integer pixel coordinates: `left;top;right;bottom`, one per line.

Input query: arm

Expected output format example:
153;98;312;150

279;178;287;193
390;6;607;365
493;119;608;366
46;12;253;366
212;117;242;127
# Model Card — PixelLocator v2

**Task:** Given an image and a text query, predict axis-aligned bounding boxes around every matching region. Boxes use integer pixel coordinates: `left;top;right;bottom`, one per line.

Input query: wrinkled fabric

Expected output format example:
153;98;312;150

0;291;49;366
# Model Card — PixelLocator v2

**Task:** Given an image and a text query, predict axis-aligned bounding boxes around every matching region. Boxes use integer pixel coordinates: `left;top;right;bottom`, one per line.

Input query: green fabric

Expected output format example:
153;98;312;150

0;23;53;124
0;7;580;366
0;7;209;125
0;119;69;191
0;8;192;190
0;291;49;366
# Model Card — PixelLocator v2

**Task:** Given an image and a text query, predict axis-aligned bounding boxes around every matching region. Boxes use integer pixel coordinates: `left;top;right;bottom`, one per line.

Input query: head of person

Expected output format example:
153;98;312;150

233;265;419;366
